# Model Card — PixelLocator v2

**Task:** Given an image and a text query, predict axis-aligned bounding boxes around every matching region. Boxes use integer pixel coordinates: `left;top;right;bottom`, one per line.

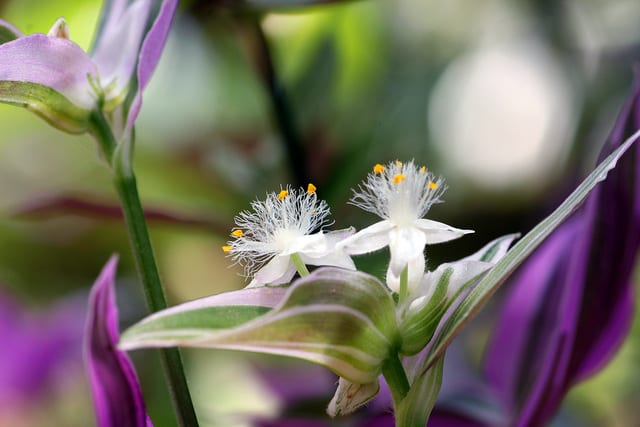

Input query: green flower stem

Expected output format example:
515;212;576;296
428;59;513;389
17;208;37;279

90;112;199;427
290;253;310;277
89;110;116;161
381;352;410;408
114;174;199;427
398;266;409;304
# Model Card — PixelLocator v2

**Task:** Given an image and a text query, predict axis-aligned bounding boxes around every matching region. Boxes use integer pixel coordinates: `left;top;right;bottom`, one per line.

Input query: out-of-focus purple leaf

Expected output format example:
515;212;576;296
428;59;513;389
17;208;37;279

484;222;576;416
124;0;178;133
427;409;488;427
0;289;85;406
84;255;152;427
416;126;640;377
483;72;640;426
12;194;228;233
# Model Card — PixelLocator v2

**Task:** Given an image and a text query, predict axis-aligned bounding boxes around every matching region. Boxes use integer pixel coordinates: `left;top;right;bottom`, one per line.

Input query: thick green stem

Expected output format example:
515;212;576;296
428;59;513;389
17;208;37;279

398;266;409;305
91;112;199;427
381;352;410;408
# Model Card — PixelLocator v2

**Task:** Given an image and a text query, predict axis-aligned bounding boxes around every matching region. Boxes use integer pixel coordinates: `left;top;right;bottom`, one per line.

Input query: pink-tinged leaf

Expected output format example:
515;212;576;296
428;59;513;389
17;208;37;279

145;286;289;319
484;73;640;427
120;268;397;384
12;194;228;233
91;0;153;107
84;256;152;427
0;35;96;109
126;0;178;131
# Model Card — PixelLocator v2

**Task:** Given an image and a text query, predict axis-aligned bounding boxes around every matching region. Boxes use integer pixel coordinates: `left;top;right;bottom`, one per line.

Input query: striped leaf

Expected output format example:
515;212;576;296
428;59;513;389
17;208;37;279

416;128;640;376
396;355;445;427
400;234;517;355
120;267;397;384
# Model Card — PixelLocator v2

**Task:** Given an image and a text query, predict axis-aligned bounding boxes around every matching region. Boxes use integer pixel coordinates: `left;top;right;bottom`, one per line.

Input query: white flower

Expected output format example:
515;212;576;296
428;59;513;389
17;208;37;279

223;185;355;287
338;160;473;293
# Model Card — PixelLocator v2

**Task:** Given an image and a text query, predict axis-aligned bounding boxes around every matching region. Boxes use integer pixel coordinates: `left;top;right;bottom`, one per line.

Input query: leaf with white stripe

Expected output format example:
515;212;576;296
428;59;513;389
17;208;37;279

120;267;397;384
400;234;518;355
417;128;640;375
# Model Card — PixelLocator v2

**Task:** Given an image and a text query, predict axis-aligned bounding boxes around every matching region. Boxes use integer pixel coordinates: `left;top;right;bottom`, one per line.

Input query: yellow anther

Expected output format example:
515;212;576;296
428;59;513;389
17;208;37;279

373;164;385;174
420;166;427;174
392;173;406;184
231;229;243;238
395;160;403;166
222;245;233;253
307;183;317;194
428;181;438;189
278;189;289;200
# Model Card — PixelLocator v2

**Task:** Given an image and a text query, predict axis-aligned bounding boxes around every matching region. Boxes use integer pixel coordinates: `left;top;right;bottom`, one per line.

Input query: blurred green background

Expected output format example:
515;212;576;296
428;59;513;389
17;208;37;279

0;0;639;426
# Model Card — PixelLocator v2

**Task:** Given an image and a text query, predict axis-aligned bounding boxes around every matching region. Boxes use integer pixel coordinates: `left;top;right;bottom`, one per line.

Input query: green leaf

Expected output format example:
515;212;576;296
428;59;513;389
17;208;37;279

465;233;520;263
399;267;449;355
396;354;445;427
120;267;398;384
0;81;91;134
400;234;518;355
417;128;640;375
0;22;20;44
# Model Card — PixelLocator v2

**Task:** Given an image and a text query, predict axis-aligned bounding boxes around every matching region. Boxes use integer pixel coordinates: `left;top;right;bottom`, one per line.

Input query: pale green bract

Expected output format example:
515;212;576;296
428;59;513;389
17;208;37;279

399;233;518;355
396;355;445;427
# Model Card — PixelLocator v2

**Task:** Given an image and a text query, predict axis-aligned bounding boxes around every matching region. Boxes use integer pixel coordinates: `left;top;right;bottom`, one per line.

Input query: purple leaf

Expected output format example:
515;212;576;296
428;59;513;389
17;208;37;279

0;35;95;109
484;222;577;421
427;409;488;427
483;72;640;426
92;0;152;104
125;0;178;132
84;255;152;427
12;193;229;233
254;418;333;427
0;289;85;406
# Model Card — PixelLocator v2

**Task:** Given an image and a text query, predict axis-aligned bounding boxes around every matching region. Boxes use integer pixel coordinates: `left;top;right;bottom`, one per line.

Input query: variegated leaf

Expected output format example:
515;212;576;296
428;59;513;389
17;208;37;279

120;267;397;384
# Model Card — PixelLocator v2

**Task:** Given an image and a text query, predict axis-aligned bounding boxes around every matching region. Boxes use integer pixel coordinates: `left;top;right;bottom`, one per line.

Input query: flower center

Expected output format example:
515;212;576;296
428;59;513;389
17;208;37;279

273;228;303;252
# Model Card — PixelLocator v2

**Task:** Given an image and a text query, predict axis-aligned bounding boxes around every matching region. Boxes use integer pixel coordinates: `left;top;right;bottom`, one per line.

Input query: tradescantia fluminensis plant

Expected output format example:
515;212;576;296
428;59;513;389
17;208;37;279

119;134;640;427
3;2;637;427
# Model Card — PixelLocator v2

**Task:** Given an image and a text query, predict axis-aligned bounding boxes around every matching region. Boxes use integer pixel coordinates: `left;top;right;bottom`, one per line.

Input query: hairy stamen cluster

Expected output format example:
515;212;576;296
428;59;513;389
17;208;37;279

350;160;447;225
225;184;329;278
